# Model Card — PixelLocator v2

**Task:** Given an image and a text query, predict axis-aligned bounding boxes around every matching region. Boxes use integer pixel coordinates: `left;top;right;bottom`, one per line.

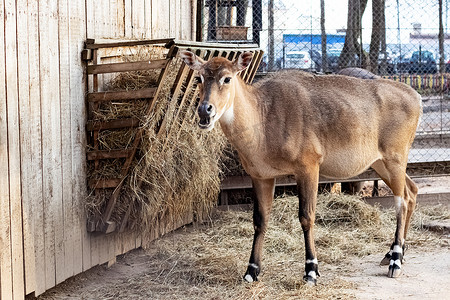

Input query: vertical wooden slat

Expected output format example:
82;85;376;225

117;0;125;37
28;0;45;295
132;0;145;38
86;0;94;38
144;0;152;38
0;1;13;299
69;0;88;277
59;0;74;284
5;0;25;298
180;0;192;39
17;0;37;295
39;0;63;290
153;0;170;38
169;0;177;38
110;0;118;38
124;0;132;37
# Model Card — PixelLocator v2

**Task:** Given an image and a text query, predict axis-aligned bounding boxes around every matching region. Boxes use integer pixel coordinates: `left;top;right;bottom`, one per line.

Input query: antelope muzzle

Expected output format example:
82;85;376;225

197;102;216;129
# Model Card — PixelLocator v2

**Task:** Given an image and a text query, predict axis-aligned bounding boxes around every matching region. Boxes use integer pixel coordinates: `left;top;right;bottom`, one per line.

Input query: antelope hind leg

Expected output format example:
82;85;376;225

371;159;411;278
296;164;320;285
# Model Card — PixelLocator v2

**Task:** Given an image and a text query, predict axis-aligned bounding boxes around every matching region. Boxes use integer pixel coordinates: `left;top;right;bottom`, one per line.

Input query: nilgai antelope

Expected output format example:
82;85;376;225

179;51;422;284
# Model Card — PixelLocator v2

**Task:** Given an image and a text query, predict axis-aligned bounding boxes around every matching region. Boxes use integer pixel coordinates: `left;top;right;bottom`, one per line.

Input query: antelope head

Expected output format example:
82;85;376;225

179;50;253;131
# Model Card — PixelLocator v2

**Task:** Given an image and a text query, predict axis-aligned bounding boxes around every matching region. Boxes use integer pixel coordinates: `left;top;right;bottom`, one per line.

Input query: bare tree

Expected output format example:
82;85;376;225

321;0;328;72
369;0;386;73
339;0;369;69
268;0;275;71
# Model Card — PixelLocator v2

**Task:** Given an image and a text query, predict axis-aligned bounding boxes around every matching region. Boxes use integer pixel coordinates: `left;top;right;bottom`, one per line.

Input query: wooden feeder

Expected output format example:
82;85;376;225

83;38;264;233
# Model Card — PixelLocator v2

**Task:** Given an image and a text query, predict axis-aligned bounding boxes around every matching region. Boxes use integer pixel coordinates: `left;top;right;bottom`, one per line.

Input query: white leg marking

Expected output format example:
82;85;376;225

390;259;402;266
306;258;318;264
393;245;403;254
248;263;259;269
307;271;317;279
394;196;404;214
244;274;254;282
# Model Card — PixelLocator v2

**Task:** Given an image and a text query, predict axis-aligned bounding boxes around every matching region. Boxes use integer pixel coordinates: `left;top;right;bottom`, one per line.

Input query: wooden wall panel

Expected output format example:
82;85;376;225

0;0;197;297
59;0;75;283
5;0;26;298
152;0;171;38
39;0;63;290
69;0;87;277
27;0;45;295
17;0;37;295
0;1;13;299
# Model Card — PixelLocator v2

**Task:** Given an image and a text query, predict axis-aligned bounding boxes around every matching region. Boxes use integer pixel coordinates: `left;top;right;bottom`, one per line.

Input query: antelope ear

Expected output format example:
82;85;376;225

234;52;253;71
179;50;205;71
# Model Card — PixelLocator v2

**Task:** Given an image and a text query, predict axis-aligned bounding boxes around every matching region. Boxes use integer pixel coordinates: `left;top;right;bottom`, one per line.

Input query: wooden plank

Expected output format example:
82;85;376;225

69;0;87;279
84;38;175;49
88;178;123;189
87;87;156;102
17;0;37;295
87;59;167;74
0;2;13;299
27;0;45;294
110;0;118;38
131;0;145;38
87;149;133;160
117;0;125;37
169;0;177;38
86;117;141;131
180;0;192;40
59;0;75;284
86;0;94;38
124;0;132;38
249;50;264;83
152;0;170;38
39;0;63;290
4;0;25;298
144;0;152;38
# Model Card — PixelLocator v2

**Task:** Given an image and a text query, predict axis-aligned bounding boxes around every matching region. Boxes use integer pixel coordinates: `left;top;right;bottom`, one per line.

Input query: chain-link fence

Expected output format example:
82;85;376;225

200;0;450;167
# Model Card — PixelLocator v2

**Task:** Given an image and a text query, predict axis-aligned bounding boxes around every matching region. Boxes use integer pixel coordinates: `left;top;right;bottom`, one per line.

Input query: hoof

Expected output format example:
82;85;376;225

388;266;402;278
303;272;317;286
304;258;320;285
243;263;259;283
387;244;403;278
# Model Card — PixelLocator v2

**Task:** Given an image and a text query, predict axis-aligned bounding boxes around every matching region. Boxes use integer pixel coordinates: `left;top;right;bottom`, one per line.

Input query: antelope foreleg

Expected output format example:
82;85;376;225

296;165;320;285
244;178;275;282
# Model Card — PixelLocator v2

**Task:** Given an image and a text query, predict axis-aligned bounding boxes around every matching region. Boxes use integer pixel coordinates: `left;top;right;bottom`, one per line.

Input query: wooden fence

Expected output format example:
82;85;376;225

382;73;450;93
0;0;198;298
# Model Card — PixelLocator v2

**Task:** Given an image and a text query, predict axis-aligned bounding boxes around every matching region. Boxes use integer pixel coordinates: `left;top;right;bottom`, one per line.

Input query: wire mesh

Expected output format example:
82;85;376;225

201;0;450;166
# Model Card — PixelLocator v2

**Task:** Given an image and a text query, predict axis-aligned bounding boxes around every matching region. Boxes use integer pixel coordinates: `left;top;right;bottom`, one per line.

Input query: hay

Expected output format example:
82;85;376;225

44;193;448;299
86;45;228;235
131;194;447;299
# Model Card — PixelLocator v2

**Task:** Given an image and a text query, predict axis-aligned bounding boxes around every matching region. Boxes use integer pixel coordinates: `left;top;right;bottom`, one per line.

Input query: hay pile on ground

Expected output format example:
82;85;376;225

138;194;447;299
65;193;448;299
86;45;228;235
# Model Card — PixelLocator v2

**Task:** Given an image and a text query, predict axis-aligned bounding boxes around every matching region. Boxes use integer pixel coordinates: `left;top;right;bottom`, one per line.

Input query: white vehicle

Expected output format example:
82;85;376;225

284;51;315;70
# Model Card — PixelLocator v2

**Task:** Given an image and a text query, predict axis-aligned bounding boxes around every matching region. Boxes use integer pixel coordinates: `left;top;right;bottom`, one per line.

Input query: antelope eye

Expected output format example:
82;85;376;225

194;76;202;83
223;77;232;84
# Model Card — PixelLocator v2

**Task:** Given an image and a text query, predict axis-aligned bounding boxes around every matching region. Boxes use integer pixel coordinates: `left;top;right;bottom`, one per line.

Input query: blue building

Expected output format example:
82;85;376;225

283;33;346;54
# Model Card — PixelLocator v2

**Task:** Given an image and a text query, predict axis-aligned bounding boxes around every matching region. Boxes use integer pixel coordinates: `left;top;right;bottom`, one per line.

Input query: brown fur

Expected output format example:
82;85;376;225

179;51;422;282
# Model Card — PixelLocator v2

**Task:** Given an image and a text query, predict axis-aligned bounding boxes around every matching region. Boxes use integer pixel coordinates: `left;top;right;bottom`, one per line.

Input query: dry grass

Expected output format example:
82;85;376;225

50;193;448;300
136;194;446;299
